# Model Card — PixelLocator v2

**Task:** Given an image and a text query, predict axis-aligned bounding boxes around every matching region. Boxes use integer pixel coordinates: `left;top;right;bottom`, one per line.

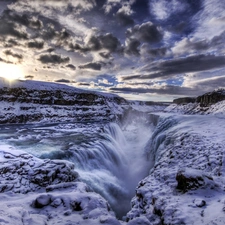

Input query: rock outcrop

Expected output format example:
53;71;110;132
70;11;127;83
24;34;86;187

0;79;129;123
173;97;196;105
0;148;121;225
126;114;225;225
196;89;225;107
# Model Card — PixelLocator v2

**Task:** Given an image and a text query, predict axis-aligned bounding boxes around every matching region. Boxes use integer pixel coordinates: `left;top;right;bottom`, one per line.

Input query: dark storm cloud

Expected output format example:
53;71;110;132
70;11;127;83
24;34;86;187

4;39;19;47
4;50;23;60
69;43;89;53
40;23;56;40
66;64;76;70
87;33;121;52
110;85;196;96
28;40;44;49
38;54;70;64
188;75;225;91
0;19;28;39
25;75;34;79
55;79;71;83
41;24;68;42
2;9;29;26
47;48;55;53
69;33;121;57
134;54;225;80
79;62;101;71
126;22;163;44
2;9;43;30
0;57;13;64
116;11;134;26
148;47;167;57
99;52;111;59
87;35;101;51
124;39;140;56
77;82;90;86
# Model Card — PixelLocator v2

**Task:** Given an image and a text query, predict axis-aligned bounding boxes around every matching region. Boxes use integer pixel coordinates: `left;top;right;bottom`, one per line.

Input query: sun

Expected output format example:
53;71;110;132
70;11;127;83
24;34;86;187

0;63;24;81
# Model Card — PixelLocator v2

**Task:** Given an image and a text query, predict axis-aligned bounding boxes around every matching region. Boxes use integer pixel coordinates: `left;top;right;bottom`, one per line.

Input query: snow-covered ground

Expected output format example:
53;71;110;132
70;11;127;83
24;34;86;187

0;78;225;224
127;113;225;224
0;147;123;225
1;111;225;224
165;100;225;117
0;78;167;123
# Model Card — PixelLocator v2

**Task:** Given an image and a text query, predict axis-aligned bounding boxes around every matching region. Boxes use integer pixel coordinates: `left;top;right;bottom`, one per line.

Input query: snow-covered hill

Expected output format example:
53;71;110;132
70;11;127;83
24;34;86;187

0;78;166;123
0;78;129;123
1;112;225;225
165;99;225;116
126;113;225;224
0;148;121;225
1;80;225;224
166;89;225;116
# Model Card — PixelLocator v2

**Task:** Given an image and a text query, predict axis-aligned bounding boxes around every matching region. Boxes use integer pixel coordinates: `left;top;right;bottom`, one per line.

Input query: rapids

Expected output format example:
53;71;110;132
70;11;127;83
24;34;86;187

0;114;154;218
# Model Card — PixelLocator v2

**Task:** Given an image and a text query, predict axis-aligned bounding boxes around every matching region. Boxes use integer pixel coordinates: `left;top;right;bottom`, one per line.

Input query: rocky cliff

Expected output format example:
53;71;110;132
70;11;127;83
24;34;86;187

0;78;129;123
196;89;225;107
173;97;196;105
168;89;225;115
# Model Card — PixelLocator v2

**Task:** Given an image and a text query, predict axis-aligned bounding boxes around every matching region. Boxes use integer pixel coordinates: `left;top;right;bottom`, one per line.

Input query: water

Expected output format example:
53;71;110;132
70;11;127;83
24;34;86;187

0;115;153;218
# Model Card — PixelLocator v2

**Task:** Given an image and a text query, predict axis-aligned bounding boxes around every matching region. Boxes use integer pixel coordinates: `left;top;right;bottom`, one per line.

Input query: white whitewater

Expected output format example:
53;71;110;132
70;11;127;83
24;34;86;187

74;120;153;218
0;115;153;218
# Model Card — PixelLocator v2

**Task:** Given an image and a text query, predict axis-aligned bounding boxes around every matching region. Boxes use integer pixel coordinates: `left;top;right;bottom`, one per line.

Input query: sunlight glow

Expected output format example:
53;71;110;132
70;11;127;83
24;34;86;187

0;63;24;81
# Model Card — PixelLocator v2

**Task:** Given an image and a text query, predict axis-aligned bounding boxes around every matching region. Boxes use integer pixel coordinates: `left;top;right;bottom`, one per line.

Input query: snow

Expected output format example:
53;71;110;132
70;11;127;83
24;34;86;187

0;77;118;99
0;78;225;224
0;147;121;225
164;100;225;116
1;109;225;224
126;113;225;224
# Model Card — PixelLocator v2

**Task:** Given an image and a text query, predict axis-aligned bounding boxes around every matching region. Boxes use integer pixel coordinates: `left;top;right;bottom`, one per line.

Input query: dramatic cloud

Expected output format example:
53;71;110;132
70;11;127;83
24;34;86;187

79;62;101;71
66;64;76;70
110;85;196;96
0;0;224;101
38;54;70;64
86;33;121;53
25;75;34;79
2;9;43;30
116;3;134;26
126;22;163;44
55;79;71;83
140;54;225;79
0;19;28;39
4;50;23;60
124;39;140;56
28;40;44;49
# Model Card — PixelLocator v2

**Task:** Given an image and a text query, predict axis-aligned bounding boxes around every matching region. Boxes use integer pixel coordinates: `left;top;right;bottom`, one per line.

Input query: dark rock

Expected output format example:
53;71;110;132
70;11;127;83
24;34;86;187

72;202;82;211
195;199;206;207
196;89;225;107
33;194;52;208
173;97;196;105
176;168;213;192
0;84;129;123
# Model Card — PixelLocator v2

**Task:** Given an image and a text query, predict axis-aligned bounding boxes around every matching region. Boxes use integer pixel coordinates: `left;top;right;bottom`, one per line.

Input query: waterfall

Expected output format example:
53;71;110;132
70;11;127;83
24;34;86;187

72;121;153;218
0;114;155;219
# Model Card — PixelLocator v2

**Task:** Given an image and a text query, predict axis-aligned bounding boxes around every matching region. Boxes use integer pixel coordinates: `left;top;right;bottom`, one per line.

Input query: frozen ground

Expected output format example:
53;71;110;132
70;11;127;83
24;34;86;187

0;148;121;225
0;110;225;224
165;100;225;116
0;78;225;224
127;113;225;224
0;113;154;223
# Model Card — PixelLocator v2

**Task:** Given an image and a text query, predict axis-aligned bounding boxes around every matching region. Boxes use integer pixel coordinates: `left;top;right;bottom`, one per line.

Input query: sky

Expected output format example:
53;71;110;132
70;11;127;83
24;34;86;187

0;0;225;101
